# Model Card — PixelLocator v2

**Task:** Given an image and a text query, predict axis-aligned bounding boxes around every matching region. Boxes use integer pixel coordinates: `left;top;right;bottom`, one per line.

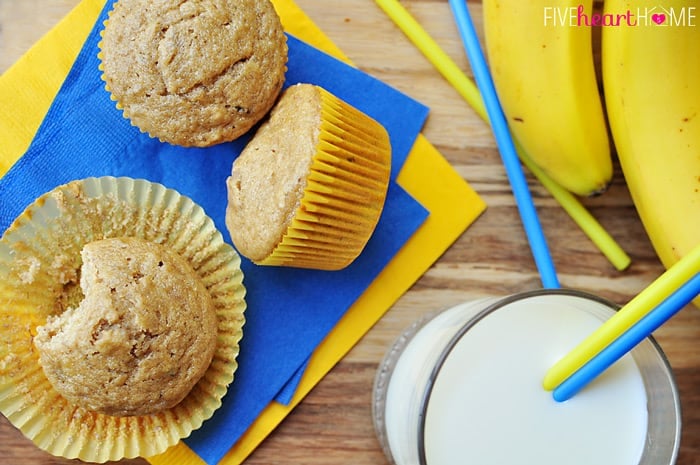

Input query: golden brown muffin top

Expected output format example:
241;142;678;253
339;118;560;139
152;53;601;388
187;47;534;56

225;83;322;261
34;237;218;417
100;0;288;147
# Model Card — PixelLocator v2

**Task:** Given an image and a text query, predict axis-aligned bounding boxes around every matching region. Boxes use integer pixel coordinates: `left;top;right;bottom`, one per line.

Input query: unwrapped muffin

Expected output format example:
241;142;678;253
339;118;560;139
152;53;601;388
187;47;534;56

225;83;392;270
98;0;288;147
35;237;218;417
0;177;246;462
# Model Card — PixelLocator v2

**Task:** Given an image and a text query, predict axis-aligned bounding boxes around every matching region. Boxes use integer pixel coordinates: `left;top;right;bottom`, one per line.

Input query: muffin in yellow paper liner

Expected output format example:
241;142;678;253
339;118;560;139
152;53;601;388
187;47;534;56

0;177;246;462
226;83;392;270
97;0;288;147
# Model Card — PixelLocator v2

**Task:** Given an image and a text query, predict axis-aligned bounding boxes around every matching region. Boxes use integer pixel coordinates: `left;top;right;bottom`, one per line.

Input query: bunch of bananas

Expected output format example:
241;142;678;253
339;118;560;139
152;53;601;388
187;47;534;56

482;0;700;273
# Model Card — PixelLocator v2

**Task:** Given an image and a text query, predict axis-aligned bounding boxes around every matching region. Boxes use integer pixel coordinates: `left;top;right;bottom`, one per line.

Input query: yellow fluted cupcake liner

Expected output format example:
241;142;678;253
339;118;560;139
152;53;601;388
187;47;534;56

258;86;391;270
0;177;246;462
97;9;124;111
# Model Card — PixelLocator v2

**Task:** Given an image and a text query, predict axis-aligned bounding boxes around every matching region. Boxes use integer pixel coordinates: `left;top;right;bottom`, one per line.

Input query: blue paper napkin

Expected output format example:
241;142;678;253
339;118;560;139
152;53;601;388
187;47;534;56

0;2;430;463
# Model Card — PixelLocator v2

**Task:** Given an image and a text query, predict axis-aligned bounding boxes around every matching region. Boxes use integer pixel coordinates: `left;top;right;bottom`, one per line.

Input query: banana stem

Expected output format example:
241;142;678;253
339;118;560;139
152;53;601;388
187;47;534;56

374;0;631;271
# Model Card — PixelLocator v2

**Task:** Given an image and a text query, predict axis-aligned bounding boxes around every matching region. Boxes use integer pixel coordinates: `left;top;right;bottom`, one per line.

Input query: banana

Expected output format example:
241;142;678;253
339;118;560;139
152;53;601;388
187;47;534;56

602;0;700;271
482;0;613;196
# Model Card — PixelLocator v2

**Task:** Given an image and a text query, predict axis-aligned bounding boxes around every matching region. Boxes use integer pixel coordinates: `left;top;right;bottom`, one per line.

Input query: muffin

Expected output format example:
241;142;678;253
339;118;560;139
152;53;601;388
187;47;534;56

34;237;218;417
98;0;288;147
225;83;392;270
0;177;246;462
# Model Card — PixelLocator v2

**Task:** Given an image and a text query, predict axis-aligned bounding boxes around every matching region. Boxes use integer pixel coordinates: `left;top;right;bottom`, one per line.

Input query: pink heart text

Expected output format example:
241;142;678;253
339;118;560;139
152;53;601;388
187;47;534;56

652;13;666;25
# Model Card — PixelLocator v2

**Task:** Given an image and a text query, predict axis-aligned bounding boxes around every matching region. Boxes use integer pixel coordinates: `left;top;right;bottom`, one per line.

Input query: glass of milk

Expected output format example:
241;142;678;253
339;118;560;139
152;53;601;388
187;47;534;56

372;289;681;465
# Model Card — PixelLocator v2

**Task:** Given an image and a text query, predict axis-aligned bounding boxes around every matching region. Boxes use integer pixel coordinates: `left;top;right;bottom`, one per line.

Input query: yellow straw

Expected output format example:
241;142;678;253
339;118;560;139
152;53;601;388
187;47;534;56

373;0;631;271
543;242;700;390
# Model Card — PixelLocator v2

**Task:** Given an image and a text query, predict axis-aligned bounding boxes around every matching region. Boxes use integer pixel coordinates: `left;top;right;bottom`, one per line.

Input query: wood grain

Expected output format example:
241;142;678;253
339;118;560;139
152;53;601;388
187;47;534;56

1;0;699;464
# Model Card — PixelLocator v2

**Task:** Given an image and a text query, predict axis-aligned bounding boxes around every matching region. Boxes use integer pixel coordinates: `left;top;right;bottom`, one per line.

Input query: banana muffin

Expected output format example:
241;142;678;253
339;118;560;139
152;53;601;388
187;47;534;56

99;0;288;147
34;237;218;417
225;83;392;270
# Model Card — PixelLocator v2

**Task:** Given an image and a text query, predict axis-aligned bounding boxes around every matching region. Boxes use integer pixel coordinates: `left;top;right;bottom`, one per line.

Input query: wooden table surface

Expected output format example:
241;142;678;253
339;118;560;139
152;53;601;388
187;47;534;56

1;1;699;464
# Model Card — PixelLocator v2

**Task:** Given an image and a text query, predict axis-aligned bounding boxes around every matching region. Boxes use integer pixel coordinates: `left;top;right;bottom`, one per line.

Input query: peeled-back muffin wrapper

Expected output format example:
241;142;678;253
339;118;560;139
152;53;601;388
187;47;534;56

259;87;392;270
0;177;246;463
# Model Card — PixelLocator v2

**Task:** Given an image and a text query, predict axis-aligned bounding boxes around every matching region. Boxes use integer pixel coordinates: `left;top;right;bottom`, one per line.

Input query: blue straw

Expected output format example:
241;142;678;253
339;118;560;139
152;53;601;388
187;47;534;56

447;0;559;288
553;272;700;402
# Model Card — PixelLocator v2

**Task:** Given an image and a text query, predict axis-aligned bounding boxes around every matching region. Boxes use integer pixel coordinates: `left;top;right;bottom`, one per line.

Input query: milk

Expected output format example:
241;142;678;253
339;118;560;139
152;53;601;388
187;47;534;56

373;291;680;465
